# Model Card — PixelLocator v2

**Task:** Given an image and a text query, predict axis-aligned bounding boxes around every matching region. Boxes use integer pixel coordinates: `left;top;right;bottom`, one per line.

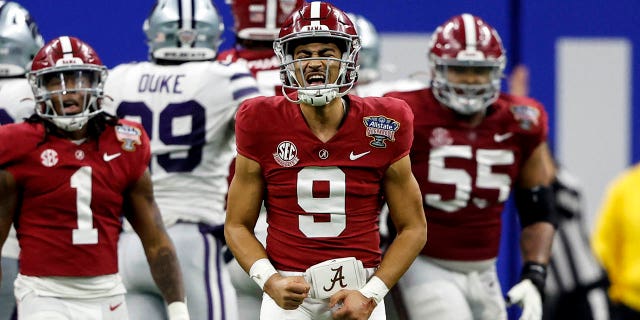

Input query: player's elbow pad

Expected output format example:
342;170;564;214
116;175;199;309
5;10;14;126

514;185;558;229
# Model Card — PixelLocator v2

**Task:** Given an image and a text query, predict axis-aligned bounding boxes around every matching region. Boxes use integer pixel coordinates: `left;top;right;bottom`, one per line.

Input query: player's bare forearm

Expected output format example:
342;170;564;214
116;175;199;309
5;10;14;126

147;242;186;303
520;222;555;264
125;170;186;303
378;155;427;286
224;222;269;273
224;154;267;273
377;223;426;286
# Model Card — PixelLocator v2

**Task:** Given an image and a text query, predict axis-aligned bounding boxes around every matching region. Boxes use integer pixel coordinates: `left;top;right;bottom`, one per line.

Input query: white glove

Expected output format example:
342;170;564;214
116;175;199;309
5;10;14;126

167;301;190;320
506;279;542;320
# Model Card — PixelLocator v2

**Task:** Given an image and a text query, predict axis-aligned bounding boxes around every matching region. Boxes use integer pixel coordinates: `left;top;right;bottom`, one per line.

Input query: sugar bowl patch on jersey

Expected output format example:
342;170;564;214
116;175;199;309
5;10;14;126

363;115;400;148
273;140;299;167
115;124;142;151
510;105;540;130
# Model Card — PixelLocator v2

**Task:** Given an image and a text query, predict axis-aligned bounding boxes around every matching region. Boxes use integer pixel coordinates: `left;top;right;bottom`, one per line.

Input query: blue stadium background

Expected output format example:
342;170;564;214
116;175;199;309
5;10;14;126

19;0;639;318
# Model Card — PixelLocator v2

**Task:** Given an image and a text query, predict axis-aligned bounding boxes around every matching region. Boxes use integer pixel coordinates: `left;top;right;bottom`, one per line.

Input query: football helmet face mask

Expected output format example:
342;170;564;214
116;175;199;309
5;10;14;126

429;13;506;115
347;13;379;84
144;0;224;62
228;0;304;41
0;1;44;76
274;1;360;106
28;36;107;132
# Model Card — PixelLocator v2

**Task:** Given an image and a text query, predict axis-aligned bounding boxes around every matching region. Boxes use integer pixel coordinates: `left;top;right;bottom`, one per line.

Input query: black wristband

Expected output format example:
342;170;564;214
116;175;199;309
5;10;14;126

520;262;547;296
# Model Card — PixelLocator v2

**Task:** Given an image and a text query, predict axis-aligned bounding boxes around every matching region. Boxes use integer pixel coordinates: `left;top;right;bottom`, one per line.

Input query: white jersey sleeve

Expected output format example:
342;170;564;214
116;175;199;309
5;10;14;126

104;61;259;227
0;78;35;125
0;78;35;258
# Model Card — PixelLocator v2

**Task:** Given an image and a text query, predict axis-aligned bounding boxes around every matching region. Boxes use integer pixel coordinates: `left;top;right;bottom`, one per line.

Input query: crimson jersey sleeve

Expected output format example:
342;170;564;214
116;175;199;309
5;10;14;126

116;118;152;186
498;93;549;162
235;95;272;163
235;94;413;271
380;96;414;163
0;119;151;277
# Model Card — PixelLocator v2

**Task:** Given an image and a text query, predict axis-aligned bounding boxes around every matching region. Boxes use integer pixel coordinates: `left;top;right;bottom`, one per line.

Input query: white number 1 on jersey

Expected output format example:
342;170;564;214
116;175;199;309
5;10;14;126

70;166;98;245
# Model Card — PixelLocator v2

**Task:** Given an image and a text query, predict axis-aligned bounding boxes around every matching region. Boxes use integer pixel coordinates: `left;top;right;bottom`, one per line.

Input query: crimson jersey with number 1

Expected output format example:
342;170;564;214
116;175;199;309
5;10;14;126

385;88;548;261
235;94;414;272
0;119;150;276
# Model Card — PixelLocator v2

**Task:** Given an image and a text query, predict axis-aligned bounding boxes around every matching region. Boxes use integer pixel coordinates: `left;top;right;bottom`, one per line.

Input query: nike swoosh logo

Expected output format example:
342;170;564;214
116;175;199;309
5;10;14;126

493;132;513;143
109;302;123;311
103;152;122;162
349;151;371;160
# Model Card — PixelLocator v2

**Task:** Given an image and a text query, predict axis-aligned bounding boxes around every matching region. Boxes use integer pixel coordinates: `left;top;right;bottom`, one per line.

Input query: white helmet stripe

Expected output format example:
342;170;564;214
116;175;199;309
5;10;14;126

462;13;477;50
180;0;193;30
310;1;320;26
60;36;74;59
266;0;277;29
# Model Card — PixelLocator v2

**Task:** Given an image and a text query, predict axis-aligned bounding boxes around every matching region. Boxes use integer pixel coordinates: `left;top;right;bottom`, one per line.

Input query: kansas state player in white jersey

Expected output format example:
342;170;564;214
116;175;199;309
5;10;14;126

0;2;43;319
103;1;259;319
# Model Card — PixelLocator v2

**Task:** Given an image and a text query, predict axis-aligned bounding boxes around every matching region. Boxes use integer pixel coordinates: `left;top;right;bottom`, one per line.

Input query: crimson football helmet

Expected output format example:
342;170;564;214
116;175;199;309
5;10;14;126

429;13;506;115
228;0;304;41
274;1;360;106
28;36;107;131
0;1;44;76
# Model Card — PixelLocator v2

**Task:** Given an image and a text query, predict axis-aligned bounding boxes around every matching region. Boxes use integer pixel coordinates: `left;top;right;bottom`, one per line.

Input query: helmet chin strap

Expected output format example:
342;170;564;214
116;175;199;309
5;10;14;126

39;97;103;132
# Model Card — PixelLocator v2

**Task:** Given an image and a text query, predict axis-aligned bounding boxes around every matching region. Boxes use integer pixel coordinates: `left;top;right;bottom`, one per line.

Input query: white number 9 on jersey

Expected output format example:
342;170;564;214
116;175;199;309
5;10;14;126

297;166;346;238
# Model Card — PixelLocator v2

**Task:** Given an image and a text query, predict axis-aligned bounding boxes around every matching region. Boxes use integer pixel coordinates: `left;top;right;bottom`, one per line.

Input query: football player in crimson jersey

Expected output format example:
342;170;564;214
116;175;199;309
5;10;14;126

224;2;427;320
217;1;305;319
384;14;556;320
218;0;305;96
0;36;188;320
0;2;44;319
102;1;259;320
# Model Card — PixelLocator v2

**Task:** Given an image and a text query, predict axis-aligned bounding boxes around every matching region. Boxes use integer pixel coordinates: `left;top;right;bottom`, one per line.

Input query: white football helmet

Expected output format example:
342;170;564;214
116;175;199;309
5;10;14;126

0;1;44;76
144;0;224;62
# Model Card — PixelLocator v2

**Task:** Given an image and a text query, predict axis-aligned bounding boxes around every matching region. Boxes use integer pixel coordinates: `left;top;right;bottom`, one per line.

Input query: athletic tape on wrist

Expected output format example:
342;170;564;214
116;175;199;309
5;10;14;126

249;258;278;290
358;276;389;305
167;301;189;320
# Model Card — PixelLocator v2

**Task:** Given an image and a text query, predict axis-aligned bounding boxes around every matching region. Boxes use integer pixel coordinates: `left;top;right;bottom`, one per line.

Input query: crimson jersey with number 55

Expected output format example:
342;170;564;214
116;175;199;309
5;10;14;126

385;88;548;261
0;119;150;276
235;94;414;272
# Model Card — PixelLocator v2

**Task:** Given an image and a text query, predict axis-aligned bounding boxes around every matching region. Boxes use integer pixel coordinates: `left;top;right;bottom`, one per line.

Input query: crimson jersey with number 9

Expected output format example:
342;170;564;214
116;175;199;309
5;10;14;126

236;94;414;271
